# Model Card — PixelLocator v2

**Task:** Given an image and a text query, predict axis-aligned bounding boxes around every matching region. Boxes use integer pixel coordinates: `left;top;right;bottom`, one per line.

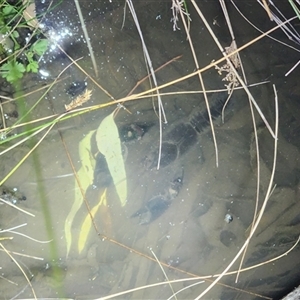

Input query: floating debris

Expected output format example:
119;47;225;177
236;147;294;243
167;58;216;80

65;88;92;111
0;186;26;205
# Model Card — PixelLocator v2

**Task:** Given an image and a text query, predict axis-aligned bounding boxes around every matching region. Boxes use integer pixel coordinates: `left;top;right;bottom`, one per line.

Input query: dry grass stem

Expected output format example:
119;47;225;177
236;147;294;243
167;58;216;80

0;121;56;186
0;248;44;260
218;1;259;282
150;248;177;300
0;242;37;299
0;123;51;157
74;0;98;77
126;0;167;169
259;0;300;44
176;0;220;167
191;0;276;142
57;44;114;100
262;0;273;20
6;230;52;244
0;274;18;285
91;231;300;300
231;1;300;53
126;55;182;97
285;59;300;76
0;198;35;216
195;84;279;299
167;281;205;300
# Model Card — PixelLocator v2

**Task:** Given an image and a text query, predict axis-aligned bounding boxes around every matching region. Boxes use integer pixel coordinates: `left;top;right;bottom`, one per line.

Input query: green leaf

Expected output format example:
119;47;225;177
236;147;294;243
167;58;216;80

26;60;38;73
78;188;107;254
31;39;48;56
96;112;127;206
0;61;25;82
3;5;16;16
12;30;19;38
26;51;34;61
64;130;96;257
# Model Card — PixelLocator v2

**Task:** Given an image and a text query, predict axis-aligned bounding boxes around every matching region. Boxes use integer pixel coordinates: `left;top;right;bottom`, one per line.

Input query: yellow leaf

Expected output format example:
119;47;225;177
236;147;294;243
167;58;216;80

96;112;127;206
65;130;95;257
78;188;107;254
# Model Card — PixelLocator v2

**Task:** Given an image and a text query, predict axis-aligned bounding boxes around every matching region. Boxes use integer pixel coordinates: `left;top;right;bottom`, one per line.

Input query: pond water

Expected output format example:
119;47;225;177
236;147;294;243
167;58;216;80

1;1;300;299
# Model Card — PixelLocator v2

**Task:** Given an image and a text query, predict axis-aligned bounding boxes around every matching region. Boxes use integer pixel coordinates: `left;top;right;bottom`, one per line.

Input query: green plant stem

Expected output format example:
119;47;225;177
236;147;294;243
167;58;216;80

12;79;66;297
289;0;300;20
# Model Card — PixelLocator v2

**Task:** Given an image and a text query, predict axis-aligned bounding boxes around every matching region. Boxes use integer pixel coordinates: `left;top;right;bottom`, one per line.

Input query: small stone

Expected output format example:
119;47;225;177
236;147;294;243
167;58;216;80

224;214;233;224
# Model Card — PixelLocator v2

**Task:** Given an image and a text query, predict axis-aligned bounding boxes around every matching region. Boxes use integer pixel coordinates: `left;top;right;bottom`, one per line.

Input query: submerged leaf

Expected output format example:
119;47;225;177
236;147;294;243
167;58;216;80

65;130;95;257
78;188;107;254
96;112;127;206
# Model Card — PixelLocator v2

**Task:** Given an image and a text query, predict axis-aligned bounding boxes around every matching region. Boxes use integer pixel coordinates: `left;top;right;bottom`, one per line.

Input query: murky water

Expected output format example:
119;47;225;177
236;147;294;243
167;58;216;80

1;1;300;299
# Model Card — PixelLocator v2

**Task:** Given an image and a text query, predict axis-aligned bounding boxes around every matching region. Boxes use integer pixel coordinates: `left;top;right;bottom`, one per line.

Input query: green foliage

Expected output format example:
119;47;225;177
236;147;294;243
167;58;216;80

0;60;25;82
2;4;18;17
25;39;49;73
0;1;49;83
31;39;48;56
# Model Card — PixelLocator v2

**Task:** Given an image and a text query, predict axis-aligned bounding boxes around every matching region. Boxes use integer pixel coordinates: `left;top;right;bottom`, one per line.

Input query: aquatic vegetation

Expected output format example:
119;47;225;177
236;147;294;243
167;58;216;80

0;1;48;83
96;112;127;207
65;111;127;256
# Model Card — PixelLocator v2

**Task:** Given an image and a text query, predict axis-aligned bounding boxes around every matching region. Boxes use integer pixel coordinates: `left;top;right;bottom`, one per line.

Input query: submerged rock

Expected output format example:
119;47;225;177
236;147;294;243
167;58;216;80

131;170;184;225
0;186;26;205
